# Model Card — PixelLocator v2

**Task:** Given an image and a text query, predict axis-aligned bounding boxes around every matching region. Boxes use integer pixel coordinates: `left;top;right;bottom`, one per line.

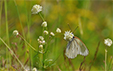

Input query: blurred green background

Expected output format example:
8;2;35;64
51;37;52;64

0;0;113;71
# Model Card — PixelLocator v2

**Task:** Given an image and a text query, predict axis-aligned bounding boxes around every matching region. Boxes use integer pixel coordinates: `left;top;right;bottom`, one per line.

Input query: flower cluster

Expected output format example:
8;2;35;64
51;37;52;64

104;38;112;47
64;31;74;41
43;30;48;35
37;36;46;53
31;4;62;69
50;32;55;36
32;67;37;71
37;36;45;46
56;28;61;33
13;30;19;36
31;4;42;14
41;21;47;27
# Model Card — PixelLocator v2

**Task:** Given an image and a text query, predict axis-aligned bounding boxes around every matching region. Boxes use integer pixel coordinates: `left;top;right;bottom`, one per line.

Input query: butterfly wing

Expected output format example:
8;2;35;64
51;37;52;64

65;38;81;59
74;36;89;56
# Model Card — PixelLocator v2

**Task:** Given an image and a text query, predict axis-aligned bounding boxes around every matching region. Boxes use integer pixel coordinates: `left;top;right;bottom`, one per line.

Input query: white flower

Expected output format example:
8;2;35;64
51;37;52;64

104;38;112;47
41;40;45;45
39;45;43;48
48;59;53;62
39;36;44;41
41;21;47;27
43;30;48;35
31;4;42;14
37;39;40;42
13;30;19;36
64;31;74;41
25;65;30;71
38;36;46;45
56;28;61;33
32;67;37;71
38;40;42;44
50;32;55;36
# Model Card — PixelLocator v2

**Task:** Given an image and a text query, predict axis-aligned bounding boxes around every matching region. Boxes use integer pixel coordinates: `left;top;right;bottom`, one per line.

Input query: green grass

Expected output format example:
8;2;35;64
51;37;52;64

0;0;113;71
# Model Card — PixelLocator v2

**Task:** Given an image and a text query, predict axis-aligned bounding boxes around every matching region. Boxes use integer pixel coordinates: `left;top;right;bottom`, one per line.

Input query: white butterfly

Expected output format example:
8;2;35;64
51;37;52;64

65;36;89;59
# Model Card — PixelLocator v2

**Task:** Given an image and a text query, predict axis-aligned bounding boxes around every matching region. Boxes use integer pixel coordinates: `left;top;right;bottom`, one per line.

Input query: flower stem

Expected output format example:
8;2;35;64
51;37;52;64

0;0;3;36
13;0;25;37
0;1;3;69
24;0;33;70
5;0;11;66
13;0;28;61
0;37;26;70
39;12;45;22
19;34;37;52
105;48;107;71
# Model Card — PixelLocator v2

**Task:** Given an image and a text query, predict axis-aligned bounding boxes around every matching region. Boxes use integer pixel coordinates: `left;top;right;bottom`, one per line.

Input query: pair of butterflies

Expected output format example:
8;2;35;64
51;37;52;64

65;34;89;59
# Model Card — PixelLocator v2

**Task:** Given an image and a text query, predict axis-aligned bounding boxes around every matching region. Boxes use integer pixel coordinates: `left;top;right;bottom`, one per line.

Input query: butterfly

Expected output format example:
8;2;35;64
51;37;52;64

65;36;89;59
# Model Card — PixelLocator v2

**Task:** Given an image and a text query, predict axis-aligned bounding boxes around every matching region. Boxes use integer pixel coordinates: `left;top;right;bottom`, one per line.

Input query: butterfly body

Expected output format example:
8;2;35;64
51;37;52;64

65;36;89;59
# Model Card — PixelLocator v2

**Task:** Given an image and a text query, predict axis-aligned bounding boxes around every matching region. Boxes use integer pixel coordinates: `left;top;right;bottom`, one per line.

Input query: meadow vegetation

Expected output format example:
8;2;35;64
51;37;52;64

0;0;113;71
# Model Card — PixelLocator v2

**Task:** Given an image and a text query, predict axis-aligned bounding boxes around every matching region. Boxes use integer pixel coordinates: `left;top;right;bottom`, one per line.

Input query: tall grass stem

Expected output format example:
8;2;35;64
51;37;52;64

19;34;37;52
0;0;3;36
5;0;11;66
0;37;26;70
39;13;45;22
105;48;107;71
13;0;25;37
24;1;33;69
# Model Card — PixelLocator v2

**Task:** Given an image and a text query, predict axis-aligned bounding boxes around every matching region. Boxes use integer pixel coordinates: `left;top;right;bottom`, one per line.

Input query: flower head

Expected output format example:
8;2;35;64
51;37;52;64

37;36;46;45
39;36;44;41
31;4;42;14
39;45;43;48
32;67;37;71
41;21;47;27
43;30;48;35
50;32;55;36
13;30;19;36
64;31;74;41
41;40;45;45
104;38;112;47
56;28;61;33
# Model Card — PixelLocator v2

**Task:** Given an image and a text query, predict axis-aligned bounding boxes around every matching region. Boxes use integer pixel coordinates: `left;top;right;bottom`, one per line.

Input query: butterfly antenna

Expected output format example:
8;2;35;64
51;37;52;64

73;26;79;33
67;23;72;31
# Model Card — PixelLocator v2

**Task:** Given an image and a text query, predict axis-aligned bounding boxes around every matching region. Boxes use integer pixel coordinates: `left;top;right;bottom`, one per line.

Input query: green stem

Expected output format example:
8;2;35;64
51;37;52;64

13;0;28;63
19;34;37;52
0;37;26;70
0;0;3;36
24;1;33;70
13;0;25;38
39;12;45;22
108;56;112;71
105;48;107;71
5;0;11;66
0;1;3;69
